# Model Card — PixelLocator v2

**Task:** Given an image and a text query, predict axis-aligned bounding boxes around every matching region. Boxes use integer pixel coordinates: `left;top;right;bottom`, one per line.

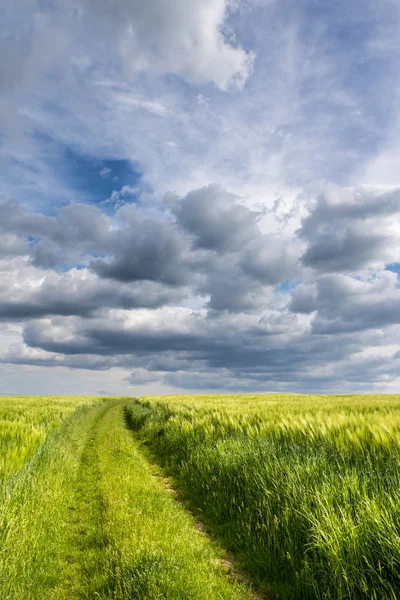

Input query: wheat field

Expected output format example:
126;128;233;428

1;393;400;599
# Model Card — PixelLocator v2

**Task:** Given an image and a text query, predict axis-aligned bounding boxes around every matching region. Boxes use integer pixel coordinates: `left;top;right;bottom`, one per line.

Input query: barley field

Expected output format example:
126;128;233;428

0;396;97;485
1;394;400;599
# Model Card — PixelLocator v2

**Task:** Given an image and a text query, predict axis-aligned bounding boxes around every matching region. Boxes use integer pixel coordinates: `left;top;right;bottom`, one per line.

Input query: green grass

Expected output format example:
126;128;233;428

0;396;99;485
0;397;255;600
127;393;400;600
3;393;400;599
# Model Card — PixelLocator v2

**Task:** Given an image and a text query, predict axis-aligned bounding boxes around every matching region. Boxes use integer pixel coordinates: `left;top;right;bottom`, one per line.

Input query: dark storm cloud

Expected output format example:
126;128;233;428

133;346;400;392
169;186;303;312
0;187;296;313
300;187;400;238
311;293;400;336
301;230;391;272
90;186;298;311
16;308;358;372
18;309;269;357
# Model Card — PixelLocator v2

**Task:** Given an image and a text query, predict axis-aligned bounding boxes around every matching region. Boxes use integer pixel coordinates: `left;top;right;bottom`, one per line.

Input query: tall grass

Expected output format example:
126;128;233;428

0;396;99;485
0;398;255;600
128;394;400;599
0;401;107;598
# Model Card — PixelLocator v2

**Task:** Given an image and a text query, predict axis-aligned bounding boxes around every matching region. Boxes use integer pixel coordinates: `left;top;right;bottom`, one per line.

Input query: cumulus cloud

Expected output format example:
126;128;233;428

6;302;396;392
0;260;186;320
0;200;110;267
91;217;192;286
3;0;400;394
1;187;291;314
289;282;318;314
239;234;303;284
203;269;273;312
290;271;400;335
298;186;400;272
19;307;300;357
171;185;261;252
1;181;400;393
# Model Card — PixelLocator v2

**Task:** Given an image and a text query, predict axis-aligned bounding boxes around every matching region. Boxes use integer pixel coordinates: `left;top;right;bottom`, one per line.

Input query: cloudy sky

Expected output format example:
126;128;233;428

1;0;400;395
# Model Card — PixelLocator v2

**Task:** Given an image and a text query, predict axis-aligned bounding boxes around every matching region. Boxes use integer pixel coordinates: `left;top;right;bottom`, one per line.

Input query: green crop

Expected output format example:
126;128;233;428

0;396;99;485
2;393;400;599
0;396;255;600
128;393;400;599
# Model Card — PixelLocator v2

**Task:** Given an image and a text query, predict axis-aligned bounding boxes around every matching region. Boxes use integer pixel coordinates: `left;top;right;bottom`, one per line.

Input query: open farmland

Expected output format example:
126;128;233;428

0;396;255;600
0;396;99;485
1;394;400;599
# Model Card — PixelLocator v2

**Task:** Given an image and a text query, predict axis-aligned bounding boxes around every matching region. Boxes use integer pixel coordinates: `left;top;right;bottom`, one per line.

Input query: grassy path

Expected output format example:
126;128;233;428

61;402;113;597
0;400;256;599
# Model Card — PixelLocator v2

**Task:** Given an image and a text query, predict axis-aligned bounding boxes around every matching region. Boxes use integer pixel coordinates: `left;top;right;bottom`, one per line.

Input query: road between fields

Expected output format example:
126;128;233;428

0;399;265;598
0;399;263;600
64;400;261;599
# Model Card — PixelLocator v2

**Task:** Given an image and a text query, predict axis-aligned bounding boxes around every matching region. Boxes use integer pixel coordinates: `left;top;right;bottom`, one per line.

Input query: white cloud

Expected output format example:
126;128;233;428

102;185;139;208
79;0;253;90
2;0;400;393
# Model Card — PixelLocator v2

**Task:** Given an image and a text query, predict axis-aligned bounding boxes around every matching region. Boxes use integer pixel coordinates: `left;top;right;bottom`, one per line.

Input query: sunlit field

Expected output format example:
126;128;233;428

0;396;254;600
0;396;97;485
1;394;400;599
129;394;400;599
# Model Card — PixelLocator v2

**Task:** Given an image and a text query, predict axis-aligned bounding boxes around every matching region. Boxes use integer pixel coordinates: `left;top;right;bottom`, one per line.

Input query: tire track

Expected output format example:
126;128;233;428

64;402;116;598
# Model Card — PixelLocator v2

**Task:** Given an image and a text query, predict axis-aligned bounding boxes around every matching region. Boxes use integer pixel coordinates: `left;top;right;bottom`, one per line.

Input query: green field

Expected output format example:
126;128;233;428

1;394;400;599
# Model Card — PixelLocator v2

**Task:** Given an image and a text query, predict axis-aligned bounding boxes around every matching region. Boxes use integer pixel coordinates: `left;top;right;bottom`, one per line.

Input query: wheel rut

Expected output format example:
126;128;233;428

54;400;260;599
62;402;116;598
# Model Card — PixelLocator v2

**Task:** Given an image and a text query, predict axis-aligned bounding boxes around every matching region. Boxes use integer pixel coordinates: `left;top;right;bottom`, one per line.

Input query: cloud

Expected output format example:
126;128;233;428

78;0;253;90
2;1;400;394
125;369;162;385
102;185;139;208
0;200;110;268
91;215;192;286
288;282;318;314
289;270;400;335
1;182;399;395
0;260;186;320
202;268;273;312
298;185;400;272
0;187;297;314
239;234;303;284
0;5;69;135
171;185;261;252
1;0;252;100
7;303;397;393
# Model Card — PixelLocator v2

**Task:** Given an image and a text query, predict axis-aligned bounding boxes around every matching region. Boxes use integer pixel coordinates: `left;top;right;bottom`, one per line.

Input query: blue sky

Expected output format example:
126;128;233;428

0;0;400;395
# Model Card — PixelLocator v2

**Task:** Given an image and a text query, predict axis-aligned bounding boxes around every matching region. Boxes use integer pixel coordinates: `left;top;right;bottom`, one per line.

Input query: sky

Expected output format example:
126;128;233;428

1;0;400;395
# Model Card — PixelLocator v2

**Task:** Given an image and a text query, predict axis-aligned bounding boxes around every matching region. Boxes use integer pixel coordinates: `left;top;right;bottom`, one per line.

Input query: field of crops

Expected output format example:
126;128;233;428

0;396;98;485
1;394;400;599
